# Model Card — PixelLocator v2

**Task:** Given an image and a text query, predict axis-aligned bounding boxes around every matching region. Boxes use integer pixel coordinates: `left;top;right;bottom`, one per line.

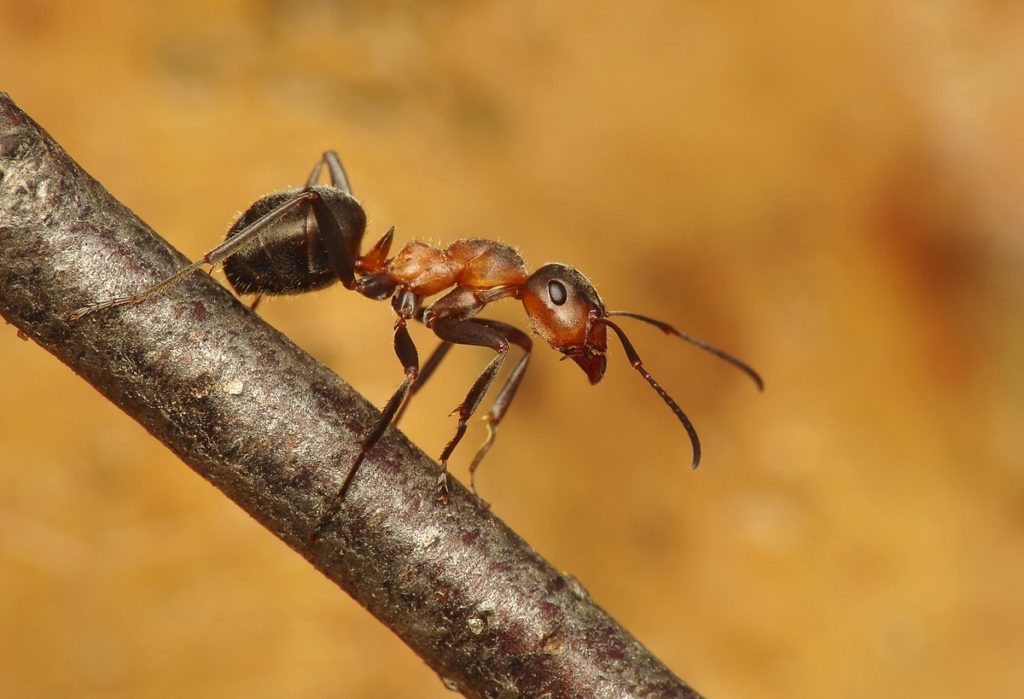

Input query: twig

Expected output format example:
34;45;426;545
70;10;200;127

0;93;702;699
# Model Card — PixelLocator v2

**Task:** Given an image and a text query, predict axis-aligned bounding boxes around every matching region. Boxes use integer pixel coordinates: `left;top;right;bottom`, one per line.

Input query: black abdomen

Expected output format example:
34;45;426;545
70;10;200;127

222;186;366;295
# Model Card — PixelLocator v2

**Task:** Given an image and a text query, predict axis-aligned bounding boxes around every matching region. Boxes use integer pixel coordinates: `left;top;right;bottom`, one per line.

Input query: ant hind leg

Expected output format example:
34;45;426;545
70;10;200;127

71;192;320;319
429;318;531;501
306;151;353;195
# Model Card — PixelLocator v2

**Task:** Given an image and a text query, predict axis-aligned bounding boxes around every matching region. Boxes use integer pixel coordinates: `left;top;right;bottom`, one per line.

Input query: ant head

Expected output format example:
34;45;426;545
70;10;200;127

522;264;765;471
520;263;608;384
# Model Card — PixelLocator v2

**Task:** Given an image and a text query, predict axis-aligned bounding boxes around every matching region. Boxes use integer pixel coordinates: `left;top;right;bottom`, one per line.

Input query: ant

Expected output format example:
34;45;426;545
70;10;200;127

73;151;763;539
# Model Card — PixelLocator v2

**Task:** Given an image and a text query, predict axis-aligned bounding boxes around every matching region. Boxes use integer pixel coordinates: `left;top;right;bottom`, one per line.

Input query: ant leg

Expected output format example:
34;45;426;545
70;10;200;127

392;341;453;426
309;293;420;542
429;318;512;500
248;295;264;312
306;192;356;288
306;157;324;187
464;320;532;498
305;151;353;195
324;151;353;194
393;285;517;427
71;191;322;319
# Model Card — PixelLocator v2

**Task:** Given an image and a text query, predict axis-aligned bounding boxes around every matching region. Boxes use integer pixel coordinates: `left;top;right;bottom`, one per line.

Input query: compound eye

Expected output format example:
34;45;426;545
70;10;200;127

548;279;568;306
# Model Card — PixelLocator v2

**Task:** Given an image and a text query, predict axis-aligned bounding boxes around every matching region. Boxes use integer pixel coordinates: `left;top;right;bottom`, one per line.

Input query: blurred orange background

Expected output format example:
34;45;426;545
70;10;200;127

2;2;1022;697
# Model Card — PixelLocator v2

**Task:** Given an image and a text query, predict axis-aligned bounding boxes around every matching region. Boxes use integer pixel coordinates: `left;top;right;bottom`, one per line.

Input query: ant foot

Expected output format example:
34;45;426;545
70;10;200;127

435;470;450;503
307;515;331;544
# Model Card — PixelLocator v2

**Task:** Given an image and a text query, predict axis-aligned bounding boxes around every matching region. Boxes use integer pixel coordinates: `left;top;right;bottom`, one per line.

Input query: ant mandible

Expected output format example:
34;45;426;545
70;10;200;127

73;151;763;538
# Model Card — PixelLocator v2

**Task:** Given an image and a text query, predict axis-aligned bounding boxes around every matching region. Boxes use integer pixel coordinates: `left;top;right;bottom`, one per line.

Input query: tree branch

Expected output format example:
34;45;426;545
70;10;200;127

0;93;702;699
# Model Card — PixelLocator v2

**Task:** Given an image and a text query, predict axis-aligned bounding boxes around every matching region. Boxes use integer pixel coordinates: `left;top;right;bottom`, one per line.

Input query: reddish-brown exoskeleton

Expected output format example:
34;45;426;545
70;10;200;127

73;151;762;539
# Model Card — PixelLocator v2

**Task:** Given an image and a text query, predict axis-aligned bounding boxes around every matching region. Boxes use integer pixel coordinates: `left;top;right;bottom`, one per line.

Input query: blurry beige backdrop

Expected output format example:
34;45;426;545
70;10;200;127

2;2;1022;697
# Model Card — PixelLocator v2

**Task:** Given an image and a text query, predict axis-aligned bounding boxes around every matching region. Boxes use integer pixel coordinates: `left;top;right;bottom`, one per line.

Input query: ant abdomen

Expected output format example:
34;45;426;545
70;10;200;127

223;186;366;296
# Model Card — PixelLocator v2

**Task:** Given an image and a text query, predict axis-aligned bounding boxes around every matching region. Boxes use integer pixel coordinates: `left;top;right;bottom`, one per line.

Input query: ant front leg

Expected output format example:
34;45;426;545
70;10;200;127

463;320;531;499
428;317;513;501
309;288;420;542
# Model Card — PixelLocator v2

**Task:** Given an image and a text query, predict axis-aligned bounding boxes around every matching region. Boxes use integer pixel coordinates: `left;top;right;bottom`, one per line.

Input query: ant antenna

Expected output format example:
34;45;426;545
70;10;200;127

606;311;764;391
600;318;702;469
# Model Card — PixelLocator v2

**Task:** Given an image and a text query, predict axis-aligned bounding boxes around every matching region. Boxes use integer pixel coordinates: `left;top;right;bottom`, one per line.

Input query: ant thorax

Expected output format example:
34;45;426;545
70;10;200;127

373;238;528;297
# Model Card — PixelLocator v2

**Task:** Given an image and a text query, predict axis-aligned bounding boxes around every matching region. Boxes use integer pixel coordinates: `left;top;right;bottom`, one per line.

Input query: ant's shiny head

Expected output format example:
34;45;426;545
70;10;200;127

521;262;765;470
520;263;608;384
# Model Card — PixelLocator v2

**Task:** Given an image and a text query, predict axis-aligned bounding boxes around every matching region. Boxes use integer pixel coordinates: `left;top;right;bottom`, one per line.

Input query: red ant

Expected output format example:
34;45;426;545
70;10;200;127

73;151;762;538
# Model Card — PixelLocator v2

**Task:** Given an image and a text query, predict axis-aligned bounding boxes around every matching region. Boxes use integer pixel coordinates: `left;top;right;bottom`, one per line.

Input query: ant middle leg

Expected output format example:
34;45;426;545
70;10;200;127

309;289;420;542
392;340;453;426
